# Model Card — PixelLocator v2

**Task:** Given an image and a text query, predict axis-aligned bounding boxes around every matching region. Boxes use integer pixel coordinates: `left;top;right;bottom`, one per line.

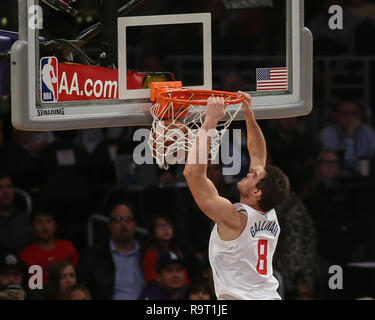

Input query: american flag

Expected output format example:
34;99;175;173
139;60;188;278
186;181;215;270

256;67;288;91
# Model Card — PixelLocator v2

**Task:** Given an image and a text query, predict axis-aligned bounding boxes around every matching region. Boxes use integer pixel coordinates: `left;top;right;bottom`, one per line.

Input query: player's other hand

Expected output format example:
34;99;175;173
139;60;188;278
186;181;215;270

238;91;253;116
205;97;226;125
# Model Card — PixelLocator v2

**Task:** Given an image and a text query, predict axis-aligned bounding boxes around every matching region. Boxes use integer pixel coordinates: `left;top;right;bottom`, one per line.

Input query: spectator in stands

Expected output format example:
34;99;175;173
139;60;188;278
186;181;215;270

186;278;214;300
65;283;92;300
20;209;79;284
77;199;144;300
142;214;189;285
43;260;77;300
273;191;318;300
314;150;342;185
138;251;187;300
0;171;34;251
299;150;341;203
319;99;375;176
0;251;26;293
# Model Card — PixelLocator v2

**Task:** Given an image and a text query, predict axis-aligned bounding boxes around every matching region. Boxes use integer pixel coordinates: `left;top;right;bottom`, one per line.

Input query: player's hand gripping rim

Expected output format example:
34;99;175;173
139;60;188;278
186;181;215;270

238;91;254;117
204;97;227;127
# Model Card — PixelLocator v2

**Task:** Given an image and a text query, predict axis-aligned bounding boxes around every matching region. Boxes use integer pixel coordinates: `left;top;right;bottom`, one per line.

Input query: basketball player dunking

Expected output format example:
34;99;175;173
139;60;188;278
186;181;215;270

183;92;290;300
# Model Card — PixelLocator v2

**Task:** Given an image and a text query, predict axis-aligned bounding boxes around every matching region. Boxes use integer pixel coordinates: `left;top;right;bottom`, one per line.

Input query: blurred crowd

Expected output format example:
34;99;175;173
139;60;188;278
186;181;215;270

1;0;375;301
1;96;375;301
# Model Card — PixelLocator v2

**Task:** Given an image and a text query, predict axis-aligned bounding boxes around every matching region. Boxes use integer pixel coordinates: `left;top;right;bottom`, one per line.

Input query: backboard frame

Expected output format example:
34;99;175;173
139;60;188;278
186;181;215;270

10;0;312;131
118;13;212;100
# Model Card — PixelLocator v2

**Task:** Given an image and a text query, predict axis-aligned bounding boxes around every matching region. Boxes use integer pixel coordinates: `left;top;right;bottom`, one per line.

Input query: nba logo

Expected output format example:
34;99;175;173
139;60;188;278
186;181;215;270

40;57;59;103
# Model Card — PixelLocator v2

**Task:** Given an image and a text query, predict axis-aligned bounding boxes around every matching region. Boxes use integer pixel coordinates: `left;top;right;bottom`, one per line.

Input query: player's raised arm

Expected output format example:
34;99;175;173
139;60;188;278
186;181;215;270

183;97;237;225
238;91;267;172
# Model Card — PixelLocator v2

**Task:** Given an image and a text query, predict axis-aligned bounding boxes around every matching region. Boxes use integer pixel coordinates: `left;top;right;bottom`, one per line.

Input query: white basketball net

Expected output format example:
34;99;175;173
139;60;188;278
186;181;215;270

148;94;242;170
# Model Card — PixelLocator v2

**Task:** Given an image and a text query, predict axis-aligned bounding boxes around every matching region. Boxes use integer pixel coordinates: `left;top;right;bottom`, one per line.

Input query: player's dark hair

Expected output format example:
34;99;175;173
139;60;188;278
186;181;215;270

256;165;290;212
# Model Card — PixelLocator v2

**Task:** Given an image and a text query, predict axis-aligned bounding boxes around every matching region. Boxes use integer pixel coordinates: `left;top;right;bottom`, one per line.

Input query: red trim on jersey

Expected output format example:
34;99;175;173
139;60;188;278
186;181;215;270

256;209;268;216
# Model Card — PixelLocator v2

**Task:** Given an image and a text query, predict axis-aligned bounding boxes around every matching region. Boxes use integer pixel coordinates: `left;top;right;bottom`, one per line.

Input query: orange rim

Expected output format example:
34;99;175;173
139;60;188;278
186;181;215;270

152;88;244;120
156;89;245;107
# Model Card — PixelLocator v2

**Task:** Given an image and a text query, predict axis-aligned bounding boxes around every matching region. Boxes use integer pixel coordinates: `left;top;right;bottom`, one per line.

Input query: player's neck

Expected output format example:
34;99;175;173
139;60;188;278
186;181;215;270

239;196;261;211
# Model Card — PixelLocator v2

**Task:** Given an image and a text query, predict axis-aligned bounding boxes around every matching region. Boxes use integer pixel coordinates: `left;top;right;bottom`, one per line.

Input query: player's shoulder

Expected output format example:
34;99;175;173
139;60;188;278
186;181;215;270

234;203;262;218
232;202;248;214
238;203;278;223
215;203;246;231
267;208;278;220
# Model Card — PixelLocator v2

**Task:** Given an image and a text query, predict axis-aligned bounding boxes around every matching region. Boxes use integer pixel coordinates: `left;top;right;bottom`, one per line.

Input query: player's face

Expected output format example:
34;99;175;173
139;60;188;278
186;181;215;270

32;215;57;241
154;218;173;241
59;265;76;293
237;165;266;197
0;177;15;209
157;263;185;290
108;204;136;242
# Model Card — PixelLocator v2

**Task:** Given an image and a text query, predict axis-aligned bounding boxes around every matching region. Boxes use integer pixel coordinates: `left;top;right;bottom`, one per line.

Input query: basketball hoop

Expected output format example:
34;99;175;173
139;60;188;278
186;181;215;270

148;82;244;170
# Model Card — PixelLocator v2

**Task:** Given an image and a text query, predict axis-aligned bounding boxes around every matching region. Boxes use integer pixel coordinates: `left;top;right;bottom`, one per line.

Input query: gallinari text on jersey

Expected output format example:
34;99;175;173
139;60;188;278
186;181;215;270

250;220;279;238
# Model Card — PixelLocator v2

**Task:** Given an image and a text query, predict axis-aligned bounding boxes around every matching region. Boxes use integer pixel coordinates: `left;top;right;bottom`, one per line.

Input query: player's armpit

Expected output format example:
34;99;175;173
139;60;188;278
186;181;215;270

184;173;238;225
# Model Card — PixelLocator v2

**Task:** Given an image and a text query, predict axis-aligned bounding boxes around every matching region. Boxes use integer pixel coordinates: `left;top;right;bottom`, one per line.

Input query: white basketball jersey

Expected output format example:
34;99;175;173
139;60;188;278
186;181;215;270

208;203;281;300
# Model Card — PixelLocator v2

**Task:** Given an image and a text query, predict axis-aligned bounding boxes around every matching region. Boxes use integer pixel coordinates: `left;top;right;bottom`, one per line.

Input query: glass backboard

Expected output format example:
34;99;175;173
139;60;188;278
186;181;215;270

11;0;312;131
